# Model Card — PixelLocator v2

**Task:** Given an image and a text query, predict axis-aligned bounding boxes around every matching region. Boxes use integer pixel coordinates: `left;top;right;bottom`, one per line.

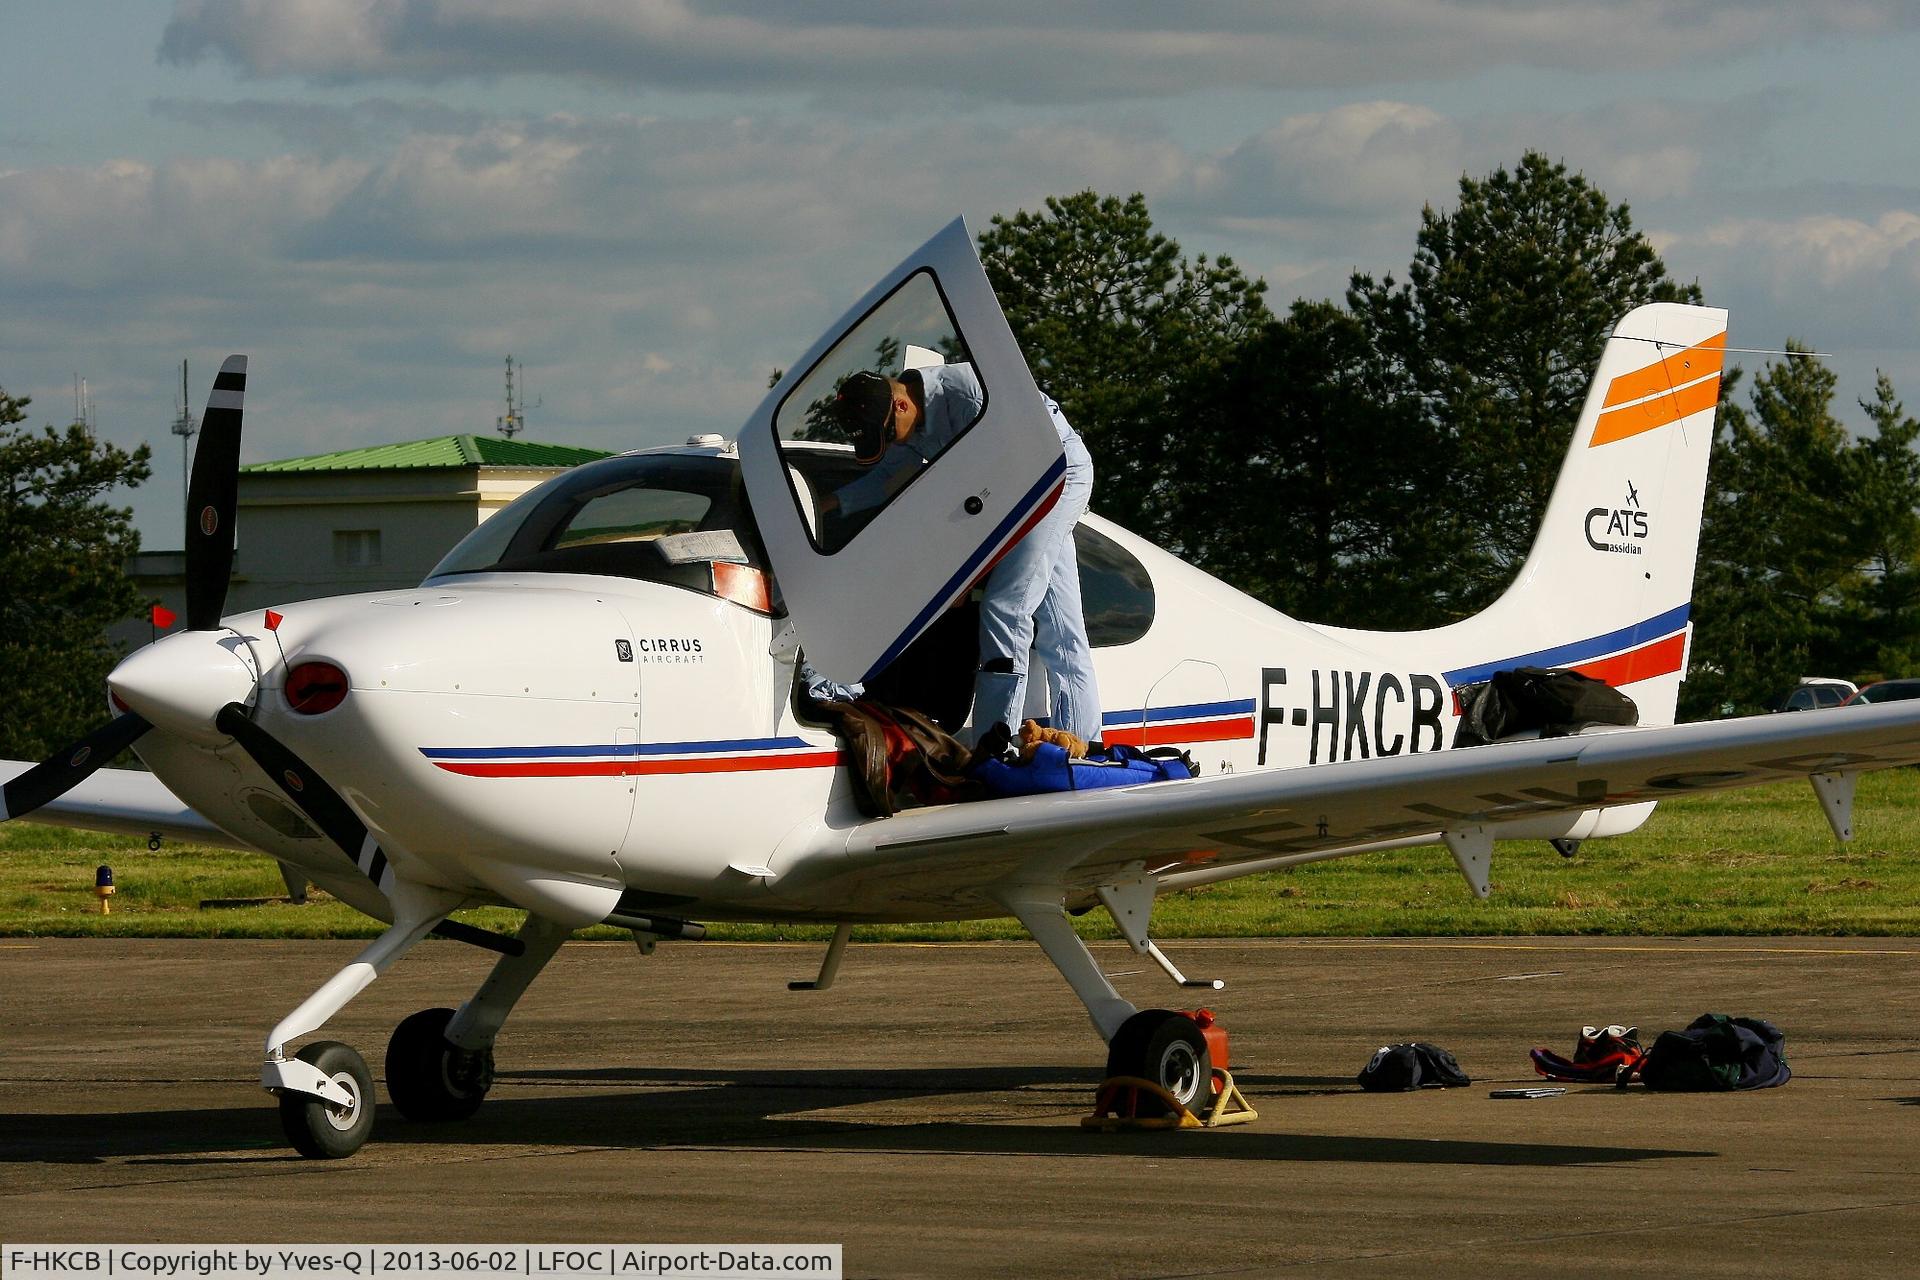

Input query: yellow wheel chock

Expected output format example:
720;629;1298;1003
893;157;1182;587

1081;1070;1258;1131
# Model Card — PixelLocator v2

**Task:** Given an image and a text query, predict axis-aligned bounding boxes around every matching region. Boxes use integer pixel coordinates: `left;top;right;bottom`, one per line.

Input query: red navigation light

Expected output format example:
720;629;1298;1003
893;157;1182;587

285;661;350;715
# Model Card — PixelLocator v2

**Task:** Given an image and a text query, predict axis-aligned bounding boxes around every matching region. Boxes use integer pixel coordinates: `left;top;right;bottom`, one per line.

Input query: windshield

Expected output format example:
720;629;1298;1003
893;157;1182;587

1857;681;1920;704
427;453;771;607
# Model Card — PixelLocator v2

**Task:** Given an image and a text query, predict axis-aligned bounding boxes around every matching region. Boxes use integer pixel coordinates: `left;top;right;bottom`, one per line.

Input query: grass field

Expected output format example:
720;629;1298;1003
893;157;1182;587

6;769;1920;942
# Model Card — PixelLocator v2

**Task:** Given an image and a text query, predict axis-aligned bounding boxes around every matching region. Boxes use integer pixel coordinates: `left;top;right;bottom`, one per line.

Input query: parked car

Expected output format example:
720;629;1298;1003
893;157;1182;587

1843;679;1920;705
1777;678;1858;711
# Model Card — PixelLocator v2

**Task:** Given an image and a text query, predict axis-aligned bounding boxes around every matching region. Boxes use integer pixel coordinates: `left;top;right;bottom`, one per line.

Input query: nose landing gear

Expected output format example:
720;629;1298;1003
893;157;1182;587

278;1041;375;1159
263;904;570;1158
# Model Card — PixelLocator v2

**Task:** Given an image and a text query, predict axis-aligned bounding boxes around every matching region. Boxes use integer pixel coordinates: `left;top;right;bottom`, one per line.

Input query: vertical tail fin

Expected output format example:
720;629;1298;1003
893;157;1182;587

1422;303;1728;726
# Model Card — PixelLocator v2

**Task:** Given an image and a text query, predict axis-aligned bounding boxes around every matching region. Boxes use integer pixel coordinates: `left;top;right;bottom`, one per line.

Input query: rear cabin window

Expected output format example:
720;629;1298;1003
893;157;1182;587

1074;525;1155;647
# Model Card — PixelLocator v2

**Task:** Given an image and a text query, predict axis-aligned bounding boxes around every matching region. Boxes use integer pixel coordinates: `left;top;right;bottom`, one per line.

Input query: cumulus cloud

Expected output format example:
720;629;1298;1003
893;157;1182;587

1699;209;1920;285
158;0;1920;103
1195;102;1466;219
1674;207;1920;350
8;80;1915;545
0;106;1214;512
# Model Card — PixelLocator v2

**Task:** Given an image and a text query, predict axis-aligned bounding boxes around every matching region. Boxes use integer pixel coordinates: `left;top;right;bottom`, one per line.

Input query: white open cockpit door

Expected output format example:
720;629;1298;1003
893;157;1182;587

738;218;1065;685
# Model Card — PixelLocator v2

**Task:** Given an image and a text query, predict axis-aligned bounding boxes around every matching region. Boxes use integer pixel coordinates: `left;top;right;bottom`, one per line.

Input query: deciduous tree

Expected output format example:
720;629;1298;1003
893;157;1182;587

977;192;1269;536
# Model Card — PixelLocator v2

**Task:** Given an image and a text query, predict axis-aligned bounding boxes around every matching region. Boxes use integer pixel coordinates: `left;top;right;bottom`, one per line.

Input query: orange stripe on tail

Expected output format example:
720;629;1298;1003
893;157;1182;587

1602;332;1726;408
1589;332;1726;448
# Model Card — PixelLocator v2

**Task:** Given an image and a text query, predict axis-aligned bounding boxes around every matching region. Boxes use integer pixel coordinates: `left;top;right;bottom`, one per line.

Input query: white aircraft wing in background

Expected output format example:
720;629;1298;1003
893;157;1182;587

0;761;248;849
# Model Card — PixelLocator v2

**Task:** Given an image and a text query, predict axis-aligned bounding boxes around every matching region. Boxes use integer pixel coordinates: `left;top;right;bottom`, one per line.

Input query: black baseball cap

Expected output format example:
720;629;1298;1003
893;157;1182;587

834;371;894;463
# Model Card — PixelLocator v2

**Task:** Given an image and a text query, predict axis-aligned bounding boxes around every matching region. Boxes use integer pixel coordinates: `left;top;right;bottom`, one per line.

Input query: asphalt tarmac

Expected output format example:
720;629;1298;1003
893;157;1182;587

2;936;1917;1278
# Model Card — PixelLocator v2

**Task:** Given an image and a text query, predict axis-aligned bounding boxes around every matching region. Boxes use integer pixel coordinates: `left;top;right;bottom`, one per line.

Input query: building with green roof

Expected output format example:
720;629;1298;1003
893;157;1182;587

239;434;611;474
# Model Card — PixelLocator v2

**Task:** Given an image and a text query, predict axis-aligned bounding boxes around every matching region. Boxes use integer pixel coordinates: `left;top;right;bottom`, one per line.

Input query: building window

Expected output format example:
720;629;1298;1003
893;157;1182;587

334;529;382;568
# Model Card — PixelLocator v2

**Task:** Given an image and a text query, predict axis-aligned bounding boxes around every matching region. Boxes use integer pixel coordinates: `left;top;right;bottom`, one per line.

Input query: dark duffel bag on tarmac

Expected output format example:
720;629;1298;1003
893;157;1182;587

1358;1042;1472;1091
1628;1014;1790;1091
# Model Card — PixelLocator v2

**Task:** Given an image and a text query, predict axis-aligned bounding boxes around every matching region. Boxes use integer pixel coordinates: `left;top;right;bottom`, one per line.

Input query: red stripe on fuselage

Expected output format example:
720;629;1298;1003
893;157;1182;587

1103;716;1255;747
966;480;1066;594
433;750;843;778
1570;633;1686;687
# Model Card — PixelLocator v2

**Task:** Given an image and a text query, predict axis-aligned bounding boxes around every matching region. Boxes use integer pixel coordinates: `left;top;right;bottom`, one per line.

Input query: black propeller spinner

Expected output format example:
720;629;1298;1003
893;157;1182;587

2;356;248;824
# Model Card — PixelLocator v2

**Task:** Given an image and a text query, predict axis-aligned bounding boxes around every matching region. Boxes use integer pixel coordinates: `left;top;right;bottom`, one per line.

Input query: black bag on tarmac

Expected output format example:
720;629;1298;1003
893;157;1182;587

1358;1042;1471;1091
1630;1014;1790;1091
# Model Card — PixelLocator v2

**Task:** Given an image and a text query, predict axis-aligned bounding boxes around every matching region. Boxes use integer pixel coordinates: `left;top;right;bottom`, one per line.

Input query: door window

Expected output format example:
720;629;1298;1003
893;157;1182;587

771;270;978;554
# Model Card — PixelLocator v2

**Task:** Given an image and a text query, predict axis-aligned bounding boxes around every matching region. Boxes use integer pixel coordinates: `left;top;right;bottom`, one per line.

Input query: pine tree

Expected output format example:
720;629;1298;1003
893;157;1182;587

1349;152;1703;621
1;388;153;759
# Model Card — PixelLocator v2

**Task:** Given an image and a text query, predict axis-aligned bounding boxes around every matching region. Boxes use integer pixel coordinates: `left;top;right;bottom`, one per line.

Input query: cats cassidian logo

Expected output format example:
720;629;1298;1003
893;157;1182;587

1586;479;1649;555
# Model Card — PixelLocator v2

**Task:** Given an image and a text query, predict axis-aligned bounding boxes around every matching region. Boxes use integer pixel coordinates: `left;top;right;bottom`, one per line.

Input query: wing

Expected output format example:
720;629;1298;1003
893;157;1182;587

0;759;253;849
789;703;1920;915
1;759;401;920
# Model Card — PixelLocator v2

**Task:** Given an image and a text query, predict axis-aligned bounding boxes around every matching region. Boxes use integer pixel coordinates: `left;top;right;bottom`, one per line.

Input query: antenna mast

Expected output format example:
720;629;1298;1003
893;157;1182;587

496;355;541;439
170;359;198;513
72;374;95;435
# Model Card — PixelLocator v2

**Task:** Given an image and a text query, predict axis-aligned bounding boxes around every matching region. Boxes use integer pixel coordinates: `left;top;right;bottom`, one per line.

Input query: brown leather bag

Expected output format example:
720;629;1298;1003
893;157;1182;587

814;700;986;817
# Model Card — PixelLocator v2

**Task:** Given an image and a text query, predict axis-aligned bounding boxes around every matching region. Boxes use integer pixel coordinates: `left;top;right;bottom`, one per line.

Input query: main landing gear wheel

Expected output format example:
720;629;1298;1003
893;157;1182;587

386;1007;493;1122
1105;1009;1213;1116
279;1040;374;1159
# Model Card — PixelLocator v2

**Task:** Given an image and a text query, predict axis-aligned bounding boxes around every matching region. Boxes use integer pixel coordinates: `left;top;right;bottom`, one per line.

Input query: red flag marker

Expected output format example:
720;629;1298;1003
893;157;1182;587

151;604;177;629
264;609;284;631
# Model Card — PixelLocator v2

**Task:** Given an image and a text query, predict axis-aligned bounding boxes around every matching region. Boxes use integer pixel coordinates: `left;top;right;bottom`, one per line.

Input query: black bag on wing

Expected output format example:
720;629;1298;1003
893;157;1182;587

1453;666;1638;748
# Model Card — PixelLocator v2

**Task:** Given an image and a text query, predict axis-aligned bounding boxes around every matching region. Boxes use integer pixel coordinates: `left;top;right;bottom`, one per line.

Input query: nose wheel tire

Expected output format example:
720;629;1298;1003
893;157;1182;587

1104;1009;1213;1116
386;1007;493;1122
278;1040;374;1159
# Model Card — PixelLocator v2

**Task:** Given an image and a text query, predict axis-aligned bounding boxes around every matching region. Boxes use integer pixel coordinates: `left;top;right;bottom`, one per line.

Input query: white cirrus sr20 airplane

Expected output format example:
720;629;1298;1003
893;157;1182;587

7;220;1919;1157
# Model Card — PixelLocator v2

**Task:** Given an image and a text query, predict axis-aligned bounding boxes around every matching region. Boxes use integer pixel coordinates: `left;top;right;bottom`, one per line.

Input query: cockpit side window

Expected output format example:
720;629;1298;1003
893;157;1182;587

551;487;711;550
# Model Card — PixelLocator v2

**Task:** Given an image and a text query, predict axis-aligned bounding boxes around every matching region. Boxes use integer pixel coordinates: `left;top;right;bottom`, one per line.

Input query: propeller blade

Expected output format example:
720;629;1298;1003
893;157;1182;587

213;704;522;956
215;702;376;870
1;712;152;822
185;355;247;631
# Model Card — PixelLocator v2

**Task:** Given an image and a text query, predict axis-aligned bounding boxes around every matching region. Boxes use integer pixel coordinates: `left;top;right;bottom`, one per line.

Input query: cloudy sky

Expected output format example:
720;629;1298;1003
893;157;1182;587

7;1;1920;547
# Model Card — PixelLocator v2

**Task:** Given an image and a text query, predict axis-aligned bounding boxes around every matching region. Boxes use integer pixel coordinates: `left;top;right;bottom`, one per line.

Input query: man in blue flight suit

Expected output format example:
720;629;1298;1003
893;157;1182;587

824;366;1102;745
